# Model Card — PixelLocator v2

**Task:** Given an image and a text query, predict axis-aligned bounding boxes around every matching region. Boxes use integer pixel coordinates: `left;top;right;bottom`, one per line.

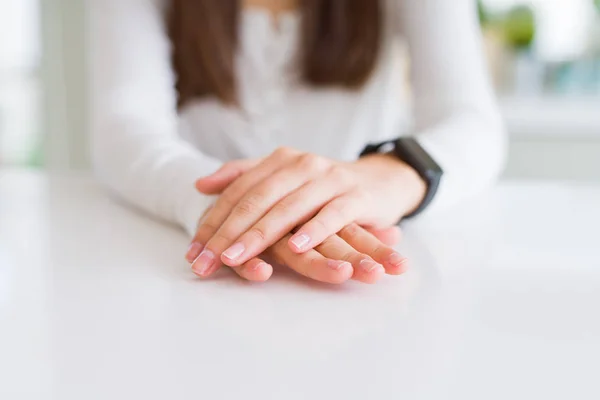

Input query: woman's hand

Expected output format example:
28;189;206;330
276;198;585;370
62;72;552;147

190;147;424;275
187;221;407;284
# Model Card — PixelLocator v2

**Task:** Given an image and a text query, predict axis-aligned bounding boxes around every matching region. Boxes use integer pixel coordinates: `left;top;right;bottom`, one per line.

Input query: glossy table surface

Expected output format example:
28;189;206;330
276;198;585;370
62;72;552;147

1;170;599;400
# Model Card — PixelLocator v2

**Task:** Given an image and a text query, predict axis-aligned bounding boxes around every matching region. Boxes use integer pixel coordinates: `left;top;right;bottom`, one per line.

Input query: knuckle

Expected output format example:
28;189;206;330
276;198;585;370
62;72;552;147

370;244;388;259
248;226;268;242
259;180;279;197
218;190;237;209
341;251;357;263
196;221;220;238
271;199;291;216
298;153;318;165
327;165;354;186
311;217;330;232
234;201;256;217
298;153;329;172
274;146;296;158
234;193;264;217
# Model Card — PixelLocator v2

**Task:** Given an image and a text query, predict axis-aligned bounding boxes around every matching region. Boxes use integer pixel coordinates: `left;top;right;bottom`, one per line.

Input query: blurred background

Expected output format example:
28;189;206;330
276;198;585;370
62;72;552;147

1;0;599;180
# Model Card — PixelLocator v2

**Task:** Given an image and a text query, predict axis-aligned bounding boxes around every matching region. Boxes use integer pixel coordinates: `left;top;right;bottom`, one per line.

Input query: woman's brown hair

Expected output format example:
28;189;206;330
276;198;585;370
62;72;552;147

167;0;382;107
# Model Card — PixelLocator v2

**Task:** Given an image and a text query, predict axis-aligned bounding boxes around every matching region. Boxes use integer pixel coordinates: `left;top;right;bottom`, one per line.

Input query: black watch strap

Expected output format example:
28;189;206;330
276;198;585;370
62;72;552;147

360;137;443;220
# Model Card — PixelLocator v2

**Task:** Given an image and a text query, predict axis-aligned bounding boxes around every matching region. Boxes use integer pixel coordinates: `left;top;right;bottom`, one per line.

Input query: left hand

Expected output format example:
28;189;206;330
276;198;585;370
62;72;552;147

191;147;426;272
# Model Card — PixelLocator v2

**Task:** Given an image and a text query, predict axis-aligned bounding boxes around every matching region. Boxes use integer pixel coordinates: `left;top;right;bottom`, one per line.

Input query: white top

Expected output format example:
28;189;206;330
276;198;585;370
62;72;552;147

2;170;599;400
88;0;506;236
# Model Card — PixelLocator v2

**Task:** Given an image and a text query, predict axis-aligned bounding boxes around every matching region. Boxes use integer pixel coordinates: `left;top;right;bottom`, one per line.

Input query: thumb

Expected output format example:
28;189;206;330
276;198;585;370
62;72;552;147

364;226;402;247
195;158;260;195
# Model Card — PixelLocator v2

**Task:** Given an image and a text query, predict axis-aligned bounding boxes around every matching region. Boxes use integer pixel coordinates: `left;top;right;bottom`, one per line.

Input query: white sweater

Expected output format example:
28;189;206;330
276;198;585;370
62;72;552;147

88;0;507;236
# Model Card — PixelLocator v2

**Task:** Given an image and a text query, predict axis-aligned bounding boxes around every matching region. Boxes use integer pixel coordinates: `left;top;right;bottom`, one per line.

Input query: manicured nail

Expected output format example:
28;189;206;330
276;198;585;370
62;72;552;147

328;260;351;271
388;252;407;267
186;242;204;263
222;242;245;261
192;249;216;276
290;233;311;251
359;259;382;273
253;261;270;271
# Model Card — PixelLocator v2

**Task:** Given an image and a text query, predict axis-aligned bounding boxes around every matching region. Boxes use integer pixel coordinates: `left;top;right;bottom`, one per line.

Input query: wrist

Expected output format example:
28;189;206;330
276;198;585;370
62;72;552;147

356;153;427;218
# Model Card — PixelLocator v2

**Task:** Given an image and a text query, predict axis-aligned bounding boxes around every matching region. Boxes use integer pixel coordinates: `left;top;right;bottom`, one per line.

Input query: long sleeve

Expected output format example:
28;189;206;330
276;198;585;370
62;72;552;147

88;0;221;236
395;0;508;214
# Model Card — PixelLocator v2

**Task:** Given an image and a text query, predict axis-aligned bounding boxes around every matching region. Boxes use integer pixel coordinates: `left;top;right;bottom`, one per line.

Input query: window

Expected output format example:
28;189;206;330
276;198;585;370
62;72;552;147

0;0;41;166
481;0;600;96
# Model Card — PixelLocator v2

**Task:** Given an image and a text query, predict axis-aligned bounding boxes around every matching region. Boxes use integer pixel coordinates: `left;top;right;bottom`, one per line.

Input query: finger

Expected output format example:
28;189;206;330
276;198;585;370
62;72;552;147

230;258;273;282
288;192;363;253
191;149;300;274
365;226;402;247
222;167;358;266
198;147;300;236
186;205;214;263
338;224;408;275
190;252;273;282
211;154;336;267
195;159;261;195
268;234;353;284
190;249;222;278
186;242;205;264
316;235;385;284
218;178;345;267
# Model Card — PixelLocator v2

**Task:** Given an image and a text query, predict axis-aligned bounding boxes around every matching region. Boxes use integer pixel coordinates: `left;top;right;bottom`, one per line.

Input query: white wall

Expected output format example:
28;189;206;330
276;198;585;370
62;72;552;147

0;0;39;71
502;96;600;181
508;137;600;181
0;0;40;165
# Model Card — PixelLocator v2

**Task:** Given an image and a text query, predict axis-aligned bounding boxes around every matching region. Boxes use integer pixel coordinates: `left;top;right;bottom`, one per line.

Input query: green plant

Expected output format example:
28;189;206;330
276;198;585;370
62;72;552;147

503;5;536;50
478;0;490;26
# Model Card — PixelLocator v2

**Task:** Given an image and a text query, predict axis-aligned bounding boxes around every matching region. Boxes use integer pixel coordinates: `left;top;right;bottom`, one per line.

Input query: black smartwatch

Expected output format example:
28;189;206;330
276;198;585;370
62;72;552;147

360;137;443;220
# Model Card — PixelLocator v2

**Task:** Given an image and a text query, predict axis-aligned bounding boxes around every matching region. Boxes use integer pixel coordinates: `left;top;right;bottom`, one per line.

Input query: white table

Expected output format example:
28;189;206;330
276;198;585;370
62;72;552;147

1;170;599;400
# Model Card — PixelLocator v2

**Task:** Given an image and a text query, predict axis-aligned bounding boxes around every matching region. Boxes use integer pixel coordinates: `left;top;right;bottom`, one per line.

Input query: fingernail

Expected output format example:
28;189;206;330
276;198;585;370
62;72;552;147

290;233;311;251
223;242;245;261
388;252;407;267
360;259;382;273
253;261;270;271
186;242;204;263
328;260;351;271
192;249;216;276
